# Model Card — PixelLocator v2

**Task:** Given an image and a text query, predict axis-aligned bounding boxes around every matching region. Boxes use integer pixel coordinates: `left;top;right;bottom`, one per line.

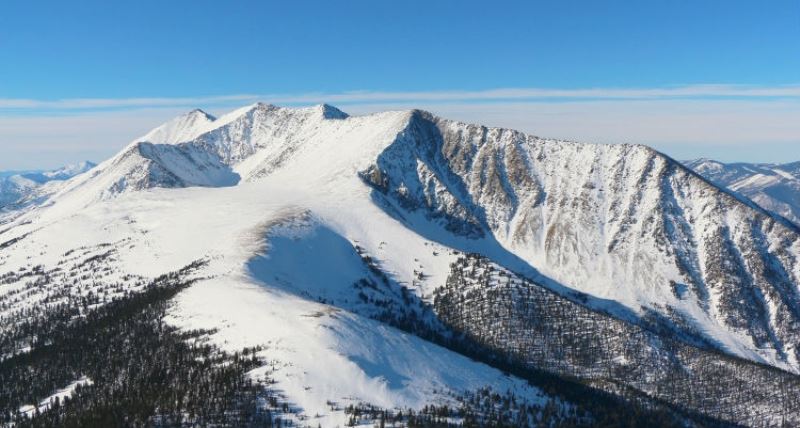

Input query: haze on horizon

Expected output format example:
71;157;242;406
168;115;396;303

1;0;798;170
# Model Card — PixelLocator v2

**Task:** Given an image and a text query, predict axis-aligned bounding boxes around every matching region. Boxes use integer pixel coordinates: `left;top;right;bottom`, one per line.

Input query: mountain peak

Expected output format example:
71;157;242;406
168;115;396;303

212;103;348;126
138;108;217;145
315;103;348;119
252;101;276;111
187;108;216;120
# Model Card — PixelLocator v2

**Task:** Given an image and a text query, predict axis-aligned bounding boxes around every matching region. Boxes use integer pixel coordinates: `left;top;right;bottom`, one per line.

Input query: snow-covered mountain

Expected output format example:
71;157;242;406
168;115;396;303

0;161;95;209
2;104;799;426
360;111;800;370
684;158;800;227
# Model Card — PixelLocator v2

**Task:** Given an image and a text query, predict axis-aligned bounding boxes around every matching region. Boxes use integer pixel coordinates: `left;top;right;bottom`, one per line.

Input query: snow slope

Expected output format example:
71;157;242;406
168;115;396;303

3;104;800;424
138;109;216;144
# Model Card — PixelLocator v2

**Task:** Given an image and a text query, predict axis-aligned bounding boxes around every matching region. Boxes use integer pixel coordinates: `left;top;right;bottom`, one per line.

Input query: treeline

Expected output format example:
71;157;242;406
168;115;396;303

347;248;703;427
0;259;290;427
433;254;800;427
0;240;150;359
342;387;594;428
3;237;784;427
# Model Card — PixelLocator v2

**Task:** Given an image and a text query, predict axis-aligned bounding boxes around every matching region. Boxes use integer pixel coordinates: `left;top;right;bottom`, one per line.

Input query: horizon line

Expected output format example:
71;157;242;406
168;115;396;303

2;83;800;112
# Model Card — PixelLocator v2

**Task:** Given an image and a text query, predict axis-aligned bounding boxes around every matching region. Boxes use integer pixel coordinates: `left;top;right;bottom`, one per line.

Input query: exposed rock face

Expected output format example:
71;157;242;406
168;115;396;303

362;111;800;370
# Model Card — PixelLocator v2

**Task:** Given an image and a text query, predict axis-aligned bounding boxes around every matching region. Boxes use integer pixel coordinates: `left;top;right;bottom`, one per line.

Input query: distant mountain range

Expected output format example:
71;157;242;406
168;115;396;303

684;158;800;226
0;161;95;209
2;105;799;426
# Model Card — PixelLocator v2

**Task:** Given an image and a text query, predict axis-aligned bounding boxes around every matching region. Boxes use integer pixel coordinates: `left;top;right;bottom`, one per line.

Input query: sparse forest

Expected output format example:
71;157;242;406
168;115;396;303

432;254;800;427
0;257;290;427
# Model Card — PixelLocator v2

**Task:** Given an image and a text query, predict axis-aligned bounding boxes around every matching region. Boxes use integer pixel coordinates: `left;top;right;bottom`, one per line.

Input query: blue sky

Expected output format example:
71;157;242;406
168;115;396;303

1;0;798;169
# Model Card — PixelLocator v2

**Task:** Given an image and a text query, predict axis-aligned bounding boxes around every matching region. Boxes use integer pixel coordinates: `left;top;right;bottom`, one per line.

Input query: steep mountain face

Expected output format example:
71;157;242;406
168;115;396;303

190;102;348;181
685;158;800;227
0;161;95;210
2;104;799;426
101;141;240;193
362;111;800;370
47;109;233;202
433;254;800;426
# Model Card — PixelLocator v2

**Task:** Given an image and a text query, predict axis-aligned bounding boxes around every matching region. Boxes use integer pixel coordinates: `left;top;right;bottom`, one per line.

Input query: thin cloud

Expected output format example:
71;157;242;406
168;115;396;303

0;95;260;110
2;84;800;111
1;95;799;170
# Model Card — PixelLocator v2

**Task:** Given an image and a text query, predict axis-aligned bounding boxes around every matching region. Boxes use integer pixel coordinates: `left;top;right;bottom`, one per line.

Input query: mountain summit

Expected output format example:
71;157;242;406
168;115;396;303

137;108;216;145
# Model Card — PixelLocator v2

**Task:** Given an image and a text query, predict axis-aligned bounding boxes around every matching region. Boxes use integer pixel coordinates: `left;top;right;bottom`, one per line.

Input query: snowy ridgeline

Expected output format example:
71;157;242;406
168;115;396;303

1;103;800;427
